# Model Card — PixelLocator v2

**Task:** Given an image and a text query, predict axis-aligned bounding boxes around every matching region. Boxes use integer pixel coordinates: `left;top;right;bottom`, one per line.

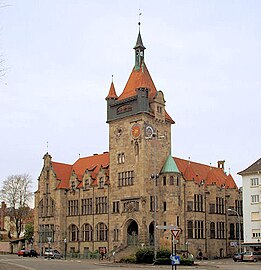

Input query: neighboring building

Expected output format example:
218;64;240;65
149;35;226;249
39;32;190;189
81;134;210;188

238;158;261;251
34;27;242;259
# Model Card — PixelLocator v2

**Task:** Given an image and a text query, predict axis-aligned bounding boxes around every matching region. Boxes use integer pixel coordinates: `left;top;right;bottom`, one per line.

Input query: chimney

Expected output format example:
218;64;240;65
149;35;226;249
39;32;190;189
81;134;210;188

217;160;225;171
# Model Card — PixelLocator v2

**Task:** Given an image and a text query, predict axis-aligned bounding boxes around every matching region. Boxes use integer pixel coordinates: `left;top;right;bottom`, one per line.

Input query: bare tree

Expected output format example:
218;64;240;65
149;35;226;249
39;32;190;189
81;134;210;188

0;174;33;238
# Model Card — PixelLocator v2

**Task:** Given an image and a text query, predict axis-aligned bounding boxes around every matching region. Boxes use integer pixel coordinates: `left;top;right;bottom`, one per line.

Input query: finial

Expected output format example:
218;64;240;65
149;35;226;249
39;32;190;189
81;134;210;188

188;157;191;164
138;9;142;29
79;153;81;159
112;74;113;82
229;167;231;174
46;141;49;152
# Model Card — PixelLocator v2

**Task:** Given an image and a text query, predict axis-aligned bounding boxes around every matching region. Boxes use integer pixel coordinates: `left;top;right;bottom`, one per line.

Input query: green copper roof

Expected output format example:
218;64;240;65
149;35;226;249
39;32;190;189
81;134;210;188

161;155;180;173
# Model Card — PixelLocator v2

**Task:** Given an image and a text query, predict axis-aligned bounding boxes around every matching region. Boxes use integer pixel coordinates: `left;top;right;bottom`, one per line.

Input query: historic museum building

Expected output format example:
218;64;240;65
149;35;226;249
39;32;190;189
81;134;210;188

34;28;243;259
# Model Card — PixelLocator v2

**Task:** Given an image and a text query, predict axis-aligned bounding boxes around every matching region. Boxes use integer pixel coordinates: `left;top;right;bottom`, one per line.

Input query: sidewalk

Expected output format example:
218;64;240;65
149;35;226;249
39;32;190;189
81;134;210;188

95;259;219;269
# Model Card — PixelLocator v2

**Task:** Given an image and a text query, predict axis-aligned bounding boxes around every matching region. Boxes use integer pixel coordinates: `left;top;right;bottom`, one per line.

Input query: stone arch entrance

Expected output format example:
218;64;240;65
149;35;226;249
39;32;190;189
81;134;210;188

149;221;155;246
126;219;139;246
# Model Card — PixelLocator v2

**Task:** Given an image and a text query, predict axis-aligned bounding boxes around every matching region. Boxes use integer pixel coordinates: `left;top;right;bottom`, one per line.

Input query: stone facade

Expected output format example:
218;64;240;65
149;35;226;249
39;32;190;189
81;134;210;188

34;29;242;259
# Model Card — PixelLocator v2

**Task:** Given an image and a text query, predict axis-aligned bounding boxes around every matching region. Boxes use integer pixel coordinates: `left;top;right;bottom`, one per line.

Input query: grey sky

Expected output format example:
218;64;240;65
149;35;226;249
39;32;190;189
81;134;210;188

0;0;260;193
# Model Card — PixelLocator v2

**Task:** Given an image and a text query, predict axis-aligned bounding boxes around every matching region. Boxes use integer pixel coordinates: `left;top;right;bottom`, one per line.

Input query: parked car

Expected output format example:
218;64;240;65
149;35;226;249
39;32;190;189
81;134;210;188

17;249;38;257
242;251;261;262
44;249;62;259
17;249;28;257
233;252;245;262
28;250;38;257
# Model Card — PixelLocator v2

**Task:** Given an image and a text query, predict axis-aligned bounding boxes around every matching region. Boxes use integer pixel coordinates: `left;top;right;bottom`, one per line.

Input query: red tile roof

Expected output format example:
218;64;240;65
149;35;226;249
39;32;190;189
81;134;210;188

52;152;109;189
106;81;118;100
117;64;157;101
50;153;237;190
174;157;237;189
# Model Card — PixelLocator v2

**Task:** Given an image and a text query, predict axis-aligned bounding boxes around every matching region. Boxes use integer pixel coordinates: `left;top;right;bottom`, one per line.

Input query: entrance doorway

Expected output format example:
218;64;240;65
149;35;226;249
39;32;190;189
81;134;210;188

127;220;138;246
149;222;155;246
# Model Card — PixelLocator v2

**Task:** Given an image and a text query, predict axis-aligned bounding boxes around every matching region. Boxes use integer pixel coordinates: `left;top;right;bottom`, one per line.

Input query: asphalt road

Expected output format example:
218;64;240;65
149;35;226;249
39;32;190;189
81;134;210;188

1;255;261;270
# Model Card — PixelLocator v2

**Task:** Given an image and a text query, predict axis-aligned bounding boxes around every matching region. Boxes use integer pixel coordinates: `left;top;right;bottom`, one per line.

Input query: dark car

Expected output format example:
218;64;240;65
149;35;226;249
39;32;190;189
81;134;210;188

233;252;245;262
28;250;38;257
17;249;38;257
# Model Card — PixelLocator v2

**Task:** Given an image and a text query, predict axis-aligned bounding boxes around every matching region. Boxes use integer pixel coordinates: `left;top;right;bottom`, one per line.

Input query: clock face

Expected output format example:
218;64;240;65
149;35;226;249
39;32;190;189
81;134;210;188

145;124;155;138
131;124;141;139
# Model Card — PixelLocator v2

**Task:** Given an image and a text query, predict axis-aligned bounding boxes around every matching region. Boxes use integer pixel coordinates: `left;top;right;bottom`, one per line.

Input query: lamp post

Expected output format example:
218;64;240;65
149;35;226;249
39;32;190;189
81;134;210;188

228;208;241;253
151;173;159;262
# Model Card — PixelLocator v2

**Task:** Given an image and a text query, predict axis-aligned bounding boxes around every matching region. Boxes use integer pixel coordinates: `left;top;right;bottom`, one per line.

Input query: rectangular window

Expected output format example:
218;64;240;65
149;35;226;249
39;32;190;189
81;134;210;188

194;220;204;239
251;178;259;187
194;194;203;212
187;201;193;211
235;200;243;216
68;200;79;216
95;197;108;214
118;171;134;186
216;197;224;214
217;222;225;239
251;195;260;203
163;176;167;186
163;201;167;211
150;196;158;211
113;201;120;213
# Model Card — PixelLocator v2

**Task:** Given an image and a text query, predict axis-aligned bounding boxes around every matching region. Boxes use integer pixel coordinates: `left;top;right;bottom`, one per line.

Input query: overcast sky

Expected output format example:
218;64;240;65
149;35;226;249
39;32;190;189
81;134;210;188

0;0;260;194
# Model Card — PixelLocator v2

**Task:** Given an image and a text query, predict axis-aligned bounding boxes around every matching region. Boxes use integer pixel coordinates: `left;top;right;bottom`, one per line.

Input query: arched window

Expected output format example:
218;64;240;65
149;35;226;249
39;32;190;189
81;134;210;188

96;223;108;241
82;223;93;242
69;224;79;242
210;222;215;239
187;220;193;239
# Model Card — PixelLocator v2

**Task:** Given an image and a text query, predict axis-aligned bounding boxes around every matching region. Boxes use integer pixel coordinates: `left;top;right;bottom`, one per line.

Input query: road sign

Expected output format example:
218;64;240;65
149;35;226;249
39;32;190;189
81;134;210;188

170;255;180;265
171;228;181;239
156;225;178;230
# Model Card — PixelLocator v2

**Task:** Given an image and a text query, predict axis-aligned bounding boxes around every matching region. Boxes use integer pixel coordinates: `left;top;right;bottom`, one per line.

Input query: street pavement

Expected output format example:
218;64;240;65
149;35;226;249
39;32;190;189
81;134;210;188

0;255;261;270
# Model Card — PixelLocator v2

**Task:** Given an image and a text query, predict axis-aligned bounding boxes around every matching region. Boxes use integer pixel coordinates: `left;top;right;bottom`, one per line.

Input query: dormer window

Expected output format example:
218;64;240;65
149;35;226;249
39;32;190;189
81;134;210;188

71;181;75;190
84;178;90;189
99;177;104;188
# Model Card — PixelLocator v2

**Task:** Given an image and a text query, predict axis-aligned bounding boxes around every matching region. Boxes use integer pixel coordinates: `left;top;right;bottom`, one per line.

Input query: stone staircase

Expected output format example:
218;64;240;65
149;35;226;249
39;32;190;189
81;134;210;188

112;245;139;262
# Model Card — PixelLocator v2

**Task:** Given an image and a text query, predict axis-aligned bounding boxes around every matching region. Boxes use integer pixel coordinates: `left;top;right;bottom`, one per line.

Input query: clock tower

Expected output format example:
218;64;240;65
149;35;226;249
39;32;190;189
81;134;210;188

106;26;175;248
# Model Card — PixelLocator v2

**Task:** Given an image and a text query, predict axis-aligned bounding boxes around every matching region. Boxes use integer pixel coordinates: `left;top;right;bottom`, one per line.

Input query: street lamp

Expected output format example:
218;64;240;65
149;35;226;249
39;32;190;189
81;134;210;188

151;173;159;262
228;208;241;253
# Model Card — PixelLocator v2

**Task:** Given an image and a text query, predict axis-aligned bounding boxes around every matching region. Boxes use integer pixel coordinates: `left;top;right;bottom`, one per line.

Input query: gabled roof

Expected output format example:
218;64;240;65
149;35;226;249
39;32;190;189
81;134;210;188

117;63;157;101
238;158;261;175
174;157;237;188
51;152;109;189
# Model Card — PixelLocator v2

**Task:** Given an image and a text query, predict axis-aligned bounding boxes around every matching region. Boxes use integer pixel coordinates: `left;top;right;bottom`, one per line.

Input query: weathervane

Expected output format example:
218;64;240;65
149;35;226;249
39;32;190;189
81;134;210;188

138;9;142;27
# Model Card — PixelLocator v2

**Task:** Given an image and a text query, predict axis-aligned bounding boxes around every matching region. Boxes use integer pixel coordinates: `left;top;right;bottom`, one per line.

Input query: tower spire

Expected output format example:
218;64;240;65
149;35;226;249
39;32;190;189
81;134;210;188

134;21;146;70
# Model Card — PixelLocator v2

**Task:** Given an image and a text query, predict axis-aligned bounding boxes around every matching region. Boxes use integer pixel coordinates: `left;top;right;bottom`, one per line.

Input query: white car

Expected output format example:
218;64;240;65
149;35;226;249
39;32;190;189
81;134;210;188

44;249;62;259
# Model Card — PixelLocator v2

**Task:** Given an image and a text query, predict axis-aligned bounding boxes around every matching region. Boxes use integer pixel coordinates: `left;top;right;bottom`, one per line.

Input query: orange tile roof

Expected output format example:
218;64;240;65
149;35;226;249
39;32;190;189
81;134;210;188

50;153;236;190
106;81;118;100
52;153;109;189
52;162;72;189
174;157;237;188
117;63;157;101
